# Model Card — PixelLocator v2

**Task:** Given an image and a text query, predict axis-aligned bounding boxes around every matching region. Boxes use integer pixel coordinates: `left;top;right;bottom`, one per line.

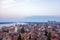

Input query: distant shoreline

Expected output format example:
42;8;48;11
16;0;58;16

0;22;15;24
0;21;60;24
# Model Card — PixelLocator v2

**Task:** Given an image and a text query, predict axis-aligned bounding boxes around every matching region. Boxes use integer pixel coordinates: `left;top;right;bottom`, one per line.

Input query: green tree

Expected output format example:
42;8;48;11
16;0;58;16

20;27;25;34
47;32;51;40
29;35;31;40
17;34;22;40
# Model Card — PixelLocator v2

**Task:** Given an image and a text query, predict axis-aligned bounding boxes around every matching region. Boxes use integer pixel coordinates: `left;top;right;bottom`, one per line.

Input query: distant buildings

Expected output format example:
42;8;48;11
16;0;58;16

0;21;60;40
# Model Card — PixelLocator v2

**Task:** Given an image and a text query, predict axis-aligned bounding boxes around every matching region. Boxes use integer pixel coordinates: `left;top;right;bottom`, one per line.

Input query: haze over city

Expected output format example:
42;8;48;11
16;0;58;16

0;0;60;22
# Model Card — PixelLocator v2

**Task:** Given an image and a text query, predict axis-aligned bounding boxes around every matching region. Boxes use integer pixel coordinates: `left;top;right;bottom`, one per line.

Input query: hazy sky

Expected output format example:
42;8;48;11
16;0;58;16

0;0;60;22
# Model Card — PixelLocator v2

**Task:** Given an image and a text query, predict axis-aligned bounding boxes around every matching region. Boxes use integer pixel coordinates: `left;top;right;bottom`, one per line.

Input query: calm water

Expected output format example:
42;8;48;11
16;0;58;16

0;22;28;27
0;22;60;28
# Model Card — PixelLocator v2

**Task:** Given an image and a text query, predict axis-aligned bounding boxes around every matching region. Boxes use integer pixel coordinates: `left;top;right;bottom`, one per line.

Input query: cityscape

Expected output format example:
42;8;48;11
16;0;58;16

0;21;60;40
0;0;60;40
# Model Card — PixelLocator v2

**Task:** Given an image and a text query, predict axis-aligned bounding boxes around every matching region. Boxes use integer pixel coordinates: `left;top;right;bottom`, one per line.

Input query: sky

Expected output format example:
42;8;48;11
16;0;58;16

0;0;60;22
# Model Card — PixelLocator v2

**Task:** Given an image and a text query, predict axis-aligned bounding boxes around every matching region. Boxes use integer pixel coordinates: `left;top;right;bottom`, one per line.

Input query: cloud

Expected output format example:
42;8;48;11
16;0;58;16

0;0;60;19
1;0;16;8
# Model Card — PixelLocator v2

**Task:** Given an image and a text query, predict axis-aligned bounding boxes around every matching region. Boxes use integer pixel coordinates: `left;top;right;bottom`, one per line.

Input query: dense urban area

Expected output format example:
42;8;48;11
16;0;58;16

0;21;60;40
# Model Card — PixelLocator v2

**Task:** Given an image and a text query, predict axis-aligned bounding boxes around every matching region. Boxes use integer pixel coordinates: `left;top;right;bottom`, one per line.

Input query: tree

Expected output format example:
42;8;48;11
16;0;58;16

29;35;31;40
17;34;22;40
47;32;51;40
20;27;25;34
45;30;48;36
